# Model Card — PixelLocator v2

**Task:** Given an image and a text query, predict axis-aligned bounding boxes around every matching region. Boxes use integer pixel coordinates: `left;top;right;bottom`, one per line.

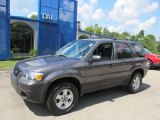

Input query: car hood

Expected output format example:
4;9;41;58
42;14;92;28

146;53;159;57
16;55;79;71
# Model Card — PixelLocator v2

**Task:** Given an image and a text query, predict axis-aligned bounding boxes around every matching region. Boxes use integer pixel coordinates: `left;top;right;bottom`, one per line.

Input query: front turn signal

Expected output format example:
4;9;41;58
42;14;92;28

35;73;43;81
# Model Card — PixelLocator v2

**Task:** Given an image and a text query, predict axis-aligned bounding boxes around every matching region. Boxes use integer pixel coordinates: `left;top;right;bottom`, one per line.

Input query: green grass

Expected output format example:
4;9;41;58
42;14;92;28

0;56;34;70
0;61;18;70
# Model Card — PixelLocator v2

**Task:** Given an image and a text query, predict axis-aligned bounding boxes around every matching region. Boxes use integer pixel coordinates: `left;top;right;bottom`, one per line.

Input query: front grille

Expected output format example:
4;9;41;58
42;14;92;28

13;67;21;77
157;56;160;58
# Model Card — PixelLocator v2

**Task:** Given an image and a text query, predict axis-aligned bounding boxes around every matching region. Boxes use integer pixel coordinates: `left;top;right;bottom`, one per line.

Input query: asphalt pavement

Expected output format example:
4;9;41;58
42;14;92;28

0;69;160;120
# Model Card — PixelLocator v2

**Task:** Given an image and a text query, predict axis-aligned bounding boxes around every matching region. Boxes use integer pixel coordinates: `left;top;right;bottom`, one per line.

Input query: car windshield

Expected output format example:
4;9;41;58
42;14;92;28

144;48;152;54
56;40;96;59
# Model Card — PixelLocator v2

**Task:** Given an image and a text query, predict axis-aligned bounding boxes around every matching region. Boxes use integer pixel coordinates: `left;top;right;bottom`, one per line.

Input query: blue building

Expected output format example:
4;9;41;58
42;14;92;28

0;0;77;60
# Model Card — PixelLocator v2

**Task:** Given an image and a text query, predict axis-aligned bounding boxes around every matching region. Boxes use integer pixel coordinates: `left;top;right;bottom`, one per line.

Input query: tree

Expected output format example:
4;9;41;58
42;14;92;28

122;31;130;36
138;30;145;38
146;34;156;41
83;24;158;53
103;28;110;36
140;35;157;53
30;14;38;20
85;25;102;34
130;35;136;41
85;25;94;33
95;26;102;34
117;34;126;40
157;42;160;53
105;32;119;38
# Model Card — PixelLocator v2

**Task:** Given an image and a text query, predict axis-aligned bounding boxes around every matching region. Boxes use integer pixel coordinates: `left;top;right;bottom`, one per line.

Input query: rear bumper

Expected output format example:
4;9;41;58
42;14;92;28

10;71;48;103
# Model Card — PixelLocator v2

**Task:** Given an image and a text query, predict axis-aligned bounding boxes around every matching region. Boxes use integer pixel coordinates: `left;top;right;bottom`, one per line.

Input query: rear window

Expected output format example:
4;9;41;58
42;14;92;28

131;43;144;57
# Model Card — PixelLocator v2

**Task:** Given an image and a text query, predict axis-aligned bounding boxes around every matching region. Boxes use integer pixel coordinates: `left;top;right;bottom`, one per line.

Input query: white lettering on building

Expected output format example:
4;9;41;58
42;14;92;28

42;13;54;21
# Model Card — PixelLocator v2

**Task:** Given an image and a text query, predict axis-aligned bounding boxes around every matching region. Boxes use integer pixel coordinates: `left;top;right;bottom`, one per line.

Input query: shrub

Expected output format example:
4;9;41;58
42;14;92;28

29;49;38;57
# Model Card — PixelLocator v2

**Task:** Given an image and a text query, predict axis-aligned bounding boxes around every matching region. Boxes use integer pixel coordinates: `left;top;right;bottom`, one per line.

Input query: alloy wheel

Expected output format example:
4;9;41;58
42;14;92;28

55;89;74;110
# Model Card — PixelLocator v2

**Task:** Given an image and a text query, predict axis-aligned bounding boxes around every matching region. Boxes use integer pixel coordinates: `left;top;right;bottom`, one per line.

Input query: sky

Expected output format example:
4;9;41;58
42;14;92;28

10;0;160;40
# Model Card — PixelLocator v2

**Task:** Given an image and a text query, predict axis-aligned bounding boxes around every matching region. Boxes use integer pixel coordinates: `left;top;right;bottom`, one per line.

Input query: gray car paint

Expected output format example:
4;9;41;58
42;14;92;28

10;39;148;103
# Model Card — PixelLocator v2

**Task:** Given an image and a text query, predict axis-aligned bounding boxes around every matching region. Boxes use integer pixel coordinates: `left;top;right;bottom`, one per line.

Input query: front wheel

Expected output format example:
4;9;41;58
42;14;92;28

46;82;79;115
127;73;142;94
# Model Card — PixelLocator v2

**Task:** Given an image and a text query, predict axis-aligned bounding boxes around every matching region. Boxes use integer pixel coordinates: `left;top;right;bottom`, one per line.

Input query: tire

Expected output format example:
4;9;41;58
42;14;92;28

46;82;79;115
127;73;142;94
147;60;153;69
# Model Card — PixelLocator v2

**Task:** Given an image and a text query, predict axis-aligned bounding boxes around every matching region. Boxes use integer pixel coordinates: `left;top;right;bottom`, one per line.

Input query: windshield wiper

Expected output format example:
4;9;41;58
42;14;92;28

57;54;68;59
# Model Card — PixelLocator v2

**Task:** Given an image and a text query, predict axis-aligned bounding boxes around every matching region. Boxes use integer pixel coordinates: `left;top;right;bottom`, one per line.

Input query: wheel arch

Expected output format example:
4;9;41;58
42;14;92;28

132;68;144;78
148;59;153;63
44;77;82;102
127;68;145;85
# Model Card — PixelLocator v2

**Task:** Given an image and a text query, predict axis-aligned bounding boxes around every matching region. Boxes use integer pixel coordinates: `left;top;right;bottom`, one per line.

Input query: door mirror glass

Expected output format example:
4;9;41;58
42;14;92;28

91;55;101;62
139;53;145;57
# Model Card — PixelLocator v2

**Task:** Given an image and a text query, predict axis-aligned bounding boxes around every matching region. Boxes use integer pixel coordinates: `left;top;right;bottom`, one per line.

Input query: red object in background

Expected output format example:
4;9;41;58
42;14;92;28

144;48;160;69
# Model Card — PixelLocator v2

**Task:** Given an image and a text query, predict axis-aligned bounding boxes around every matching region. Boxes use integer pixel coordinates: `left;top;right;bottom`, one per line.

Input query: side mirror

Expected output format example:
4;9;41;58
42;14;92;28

139;53;145;57
90;55;101;62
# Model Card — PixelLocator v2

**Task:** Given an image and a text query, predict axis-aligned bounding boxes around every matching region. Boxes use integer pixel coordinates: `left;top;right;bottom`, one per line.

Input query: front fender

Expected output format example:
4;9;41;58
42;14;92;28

40;68;85;103
44;69;85;83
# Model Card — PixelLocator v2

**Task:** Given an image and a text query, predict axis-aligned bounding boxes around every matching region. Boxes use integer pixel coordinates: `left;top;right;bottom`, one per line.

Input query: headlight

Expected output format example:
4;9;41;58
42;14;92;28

21;71;43;81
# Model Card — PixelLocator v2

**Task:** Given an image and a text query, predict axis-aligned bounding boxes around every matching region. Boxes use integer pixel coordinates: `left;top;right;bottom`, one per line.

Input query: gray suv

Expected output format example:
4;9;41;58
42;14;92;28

11;39;148;115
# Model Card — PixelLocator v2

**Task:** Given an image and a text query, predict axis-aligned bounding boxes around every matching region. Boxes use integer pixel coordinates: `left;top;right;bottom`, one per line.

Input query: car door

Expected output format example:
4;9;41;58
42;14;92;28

114;42;134;84
85;42;116;92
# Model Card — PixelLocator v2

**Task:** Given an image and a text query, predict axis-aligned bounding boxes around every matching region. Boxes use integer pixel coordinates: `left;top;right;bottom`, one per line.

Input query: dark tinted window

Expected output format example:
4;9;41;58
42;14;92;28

116;42;132;59
131;43;144;57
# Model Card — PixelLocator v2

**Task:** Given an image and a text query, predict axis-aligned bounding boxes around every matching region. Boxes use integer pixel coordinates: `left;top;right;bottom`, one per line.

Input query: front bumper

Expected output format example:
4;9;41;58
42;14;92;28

153;62;160;67
10;71;48;103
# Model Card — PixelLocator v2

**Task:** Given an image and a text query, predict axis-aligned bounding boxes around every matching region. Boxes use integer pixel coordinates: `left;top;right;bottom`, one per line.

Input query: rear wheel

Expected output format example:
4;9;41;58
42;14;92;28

127;73;142;93
46;82;79;115
147;60;153;69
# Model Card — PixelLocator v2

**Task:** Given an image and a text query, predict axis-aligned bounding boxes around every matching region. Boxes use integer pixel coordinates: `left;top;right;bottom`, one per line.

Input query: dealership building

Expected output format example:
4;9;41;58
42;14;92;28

0;0;77;60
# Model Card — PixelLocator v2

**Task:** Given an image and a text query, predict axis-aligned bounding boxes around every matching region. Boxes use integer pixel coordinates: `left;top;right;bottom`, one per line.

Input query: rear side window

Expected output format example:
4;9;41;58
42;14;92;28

116;42;132;59
131;43;144;57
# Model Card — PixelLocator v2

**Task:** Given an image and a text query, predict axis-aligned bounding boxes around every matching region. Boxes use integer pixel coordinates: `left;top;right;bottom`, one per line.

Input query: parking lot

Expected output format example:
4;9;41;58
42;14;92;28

0;69;160;120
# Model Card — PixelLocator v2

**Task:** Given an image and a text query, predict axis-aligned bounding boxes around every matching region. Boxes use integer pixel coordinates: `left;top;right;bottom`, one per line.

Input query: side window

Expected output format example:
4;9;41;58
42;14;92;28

93;43;113;61
131;43;144;57
116;42;132;59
